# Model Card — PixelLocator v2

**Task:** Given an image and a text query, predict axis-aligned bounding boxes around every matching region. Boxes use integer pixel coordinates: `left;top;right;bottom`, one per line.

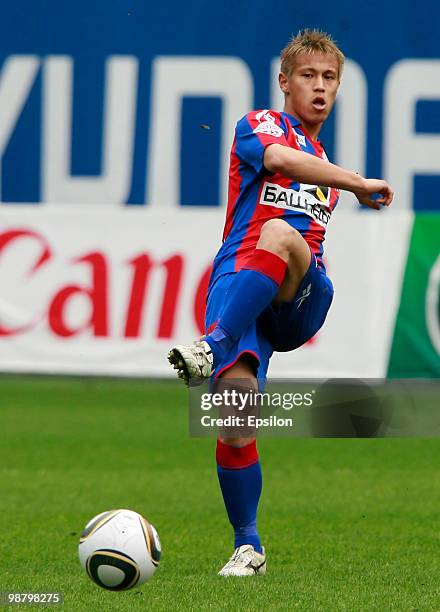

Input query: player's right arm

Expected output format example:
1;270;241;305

264;143;394;209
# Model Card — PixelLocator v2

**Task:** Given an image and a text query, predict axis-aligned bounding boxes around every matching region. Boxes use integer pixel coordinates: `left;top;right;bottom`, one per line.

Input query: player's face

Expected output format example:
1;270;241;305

280;52;340;138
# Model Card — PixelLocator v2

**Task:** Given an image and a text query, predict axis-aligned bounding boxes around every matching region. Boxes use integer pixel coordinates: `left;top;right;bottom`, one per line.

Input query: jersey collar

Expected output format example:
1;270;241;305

282;111;322;146
282;111;302;127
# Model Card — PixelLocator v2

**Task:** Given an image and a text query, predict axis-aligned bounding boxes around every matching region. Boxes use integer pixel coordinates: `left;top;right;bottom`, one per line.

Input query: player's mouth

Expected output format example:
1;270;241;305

312;96;326;111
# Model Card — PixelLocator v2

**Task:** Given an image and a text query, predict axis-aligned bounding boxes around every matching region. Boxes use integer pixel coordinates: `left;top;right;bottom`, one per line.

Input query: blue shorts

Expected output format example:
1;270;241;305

205;253;334;381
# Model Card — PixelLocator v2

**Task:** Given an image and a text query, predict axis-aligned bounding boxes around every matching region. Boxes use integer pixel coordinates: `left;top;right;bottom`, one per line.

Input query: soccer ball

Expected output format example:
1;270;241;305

78;509;161;590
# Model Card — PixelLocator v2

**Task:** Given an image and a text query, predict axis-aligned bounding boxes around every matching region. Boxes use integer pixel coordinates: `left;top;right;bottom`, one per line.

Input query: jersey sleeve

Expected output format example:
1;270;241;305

234;110;289;174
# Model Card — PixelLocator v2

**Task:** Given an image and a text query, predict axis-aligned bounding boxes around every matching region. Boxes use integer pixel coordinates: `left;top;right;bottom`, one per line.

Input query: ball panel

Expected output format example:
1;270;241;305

86;549;140;591
97;565;125;588
79;509;121;543
139;516;161;566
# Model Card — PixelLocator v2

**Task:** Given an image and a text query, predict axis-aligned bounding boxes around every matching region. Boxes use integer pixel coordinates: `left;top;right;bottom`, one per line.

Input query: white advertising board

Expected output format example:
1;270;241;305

0;207;412;378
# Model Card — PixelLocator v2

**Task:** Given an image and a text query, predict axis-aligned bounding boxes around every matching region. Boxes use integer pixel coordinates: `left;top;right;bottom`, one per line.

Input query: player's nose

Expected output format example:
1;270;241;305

314;76;325;91
314;80;325;91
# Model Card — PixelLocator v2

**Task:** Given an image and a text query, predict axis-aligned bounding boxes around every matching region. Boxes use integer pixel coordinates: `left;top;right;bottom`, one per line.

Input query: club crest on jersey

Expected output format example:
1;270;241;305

259;182;331;228
293;129;307;148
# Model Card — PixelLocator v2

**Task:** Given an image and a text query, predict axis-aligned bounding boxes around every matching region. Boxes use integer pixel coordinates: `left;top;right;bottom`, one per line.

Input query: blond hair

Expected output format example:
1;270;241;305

280;29;345;78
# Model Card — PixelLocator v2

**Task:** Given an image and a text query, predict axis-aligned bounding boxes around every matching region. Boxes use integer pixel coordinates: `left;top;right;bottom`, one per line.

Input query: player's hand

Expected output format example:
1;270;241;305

353;179;394;210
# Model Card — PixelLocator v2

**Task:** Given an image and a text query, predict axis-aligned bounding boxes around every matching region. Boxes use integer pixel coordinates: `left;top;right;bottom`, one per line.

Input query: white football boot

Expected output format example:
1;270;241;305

218;545;266;577
168;340;214;386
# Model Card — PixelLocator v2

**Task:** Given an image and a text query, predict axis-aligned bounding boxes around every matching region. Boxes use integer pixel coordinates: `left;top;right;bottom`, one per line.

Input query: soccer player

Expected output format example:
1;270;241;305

169;30;393;576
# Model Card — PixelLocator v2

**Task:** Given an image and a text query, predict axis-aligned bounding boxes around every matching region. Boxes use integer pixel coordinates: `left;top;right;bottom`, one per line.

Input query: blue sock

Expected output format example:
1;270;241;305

205;249;287;367
216;440;263;553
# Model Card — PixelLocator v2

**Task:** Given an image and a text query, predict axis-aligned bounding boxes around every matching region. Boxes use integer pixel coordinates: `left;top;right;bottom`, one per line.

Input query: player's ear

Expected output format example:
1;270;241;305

279;72;289;94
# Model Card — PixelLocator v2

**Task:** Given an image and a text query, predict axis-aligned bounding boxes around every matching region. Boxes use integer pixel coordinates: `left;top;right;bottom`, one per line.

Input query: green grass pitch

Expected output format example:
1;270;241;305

1;375;439;611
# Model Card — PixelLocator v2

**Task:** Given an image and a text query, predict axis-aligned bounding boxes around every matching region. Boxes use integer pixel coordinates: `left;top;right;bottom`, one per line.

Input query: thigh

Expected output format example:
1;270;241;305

254;219;312;303
275;236;312;303
259;255;334;352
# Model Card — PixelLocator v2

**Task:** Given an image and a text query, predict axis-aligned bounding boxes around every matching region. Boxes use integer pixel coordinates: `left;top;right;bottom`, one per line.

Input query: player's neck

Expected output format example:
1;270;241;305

283;108;322;141
300;122;321;141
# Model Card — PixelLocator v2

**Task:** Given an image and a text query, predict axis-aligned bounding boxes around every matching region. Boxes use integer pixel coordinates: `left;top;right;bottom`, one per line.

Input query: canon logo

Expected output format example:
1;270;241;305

0;228;211;340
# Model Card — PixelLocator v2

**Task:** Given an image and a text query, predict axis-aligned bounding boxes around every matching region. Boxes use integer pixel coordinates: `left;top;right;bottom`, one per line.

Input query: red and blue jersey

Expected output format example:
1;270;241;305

210;109;339;290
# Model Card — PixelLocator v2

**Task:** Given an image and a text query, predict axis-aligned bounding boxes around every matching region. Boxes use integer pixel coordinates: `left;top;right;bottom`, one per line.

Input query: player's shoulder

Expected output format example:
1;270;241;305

236;109;287;137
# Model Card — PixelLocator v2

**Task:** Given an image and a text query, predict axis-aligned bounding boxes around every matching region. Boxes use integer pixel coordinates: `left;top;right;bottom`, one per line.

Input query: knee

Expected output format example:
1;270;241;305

259;219;302;255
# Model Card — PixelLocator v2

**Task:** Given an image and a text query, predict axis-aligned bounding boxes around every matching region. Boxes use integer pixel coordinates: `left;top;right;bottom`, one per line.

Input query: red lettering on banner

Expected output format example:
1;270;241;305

125;254;150;338
0;229;51;336
193;264;212;335
124;254;184;338
0;229;209;341
157;255;183;338
48;252;108;337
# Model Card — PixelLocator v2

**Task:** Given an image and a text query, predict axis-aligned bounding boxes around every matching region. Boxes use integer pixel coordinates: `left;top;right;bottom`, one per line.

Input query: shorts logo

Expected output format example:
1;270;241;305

259;182;331;227
296;283;311;309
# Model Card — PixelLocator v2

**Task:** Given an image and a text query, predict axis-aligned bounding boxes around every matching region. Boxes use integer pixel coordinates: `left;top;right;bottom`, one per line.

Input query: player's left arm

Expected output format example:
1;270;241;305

264;144;394;208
